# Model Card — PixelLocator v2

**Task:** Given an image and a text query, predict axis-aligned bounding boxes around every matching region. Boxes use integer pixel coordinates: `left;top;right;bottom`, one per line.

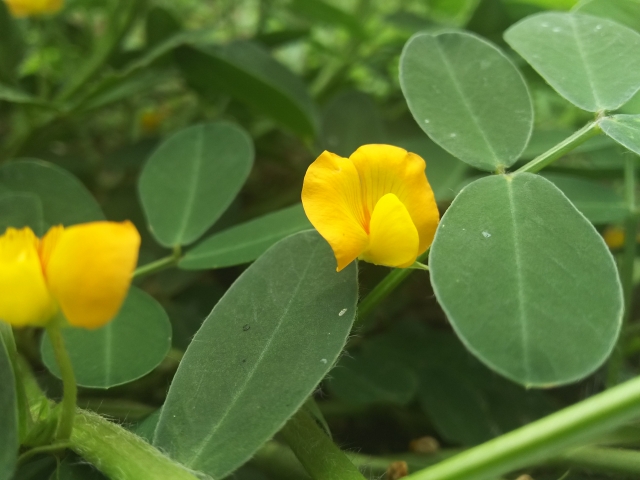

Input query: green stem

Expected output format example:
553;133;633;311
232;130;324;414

554;446;640;476
46;325;77;441
280;409;367;480
133;246;182;279
70;409;200;480
56;0;144;102
404;374;640;480
354;251;429;329
516;121;602;174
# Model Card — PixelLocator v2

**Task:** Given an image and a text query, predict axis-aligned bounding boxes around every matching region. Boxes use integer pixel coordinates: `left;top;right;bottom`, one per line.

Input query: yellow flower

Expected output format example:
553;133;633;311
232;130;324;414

302;144;440;271
3;0;62;17
0;221;140;329
603;226;625;250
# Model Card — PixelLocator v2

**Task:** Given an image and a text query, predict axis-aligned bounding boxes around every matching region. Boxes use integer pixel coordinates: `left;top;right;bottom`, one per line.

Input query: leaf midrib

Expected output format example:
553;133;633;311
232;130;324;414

183;240;321;469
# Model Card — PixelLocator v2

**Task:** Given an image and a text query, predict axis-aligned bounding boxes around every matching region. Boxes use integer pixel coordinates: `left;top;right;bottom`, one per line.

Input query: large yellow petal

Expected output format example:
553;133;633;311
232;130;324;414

43;221;140;329
0;228;56;327
360;193;419;268
349;144;440;254
302;151;369;271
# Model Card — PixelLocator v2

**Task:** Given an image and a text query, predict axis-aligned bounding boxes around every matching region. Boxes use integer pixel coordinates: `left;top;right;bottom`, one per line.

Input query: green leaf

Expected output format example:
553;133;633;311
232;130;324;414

366;322;555;445
396;136;471;203
0;84;52;107
400;32;533;172
41;287;172;389
542;173;628;224
0;2;24;84
0;334;18;479
429;173;623;387
504;12;640;112
327;350;419;406
428;0;481;25
290;0;365;37
320;90;386;157
0;160;103;234
146;6;181;48
179;204;311;270
419;369;496;445
574;0;640;33
0;192;44;233
139;123;254;247
177;41;318;138
153;231;358;478
599;114;640;156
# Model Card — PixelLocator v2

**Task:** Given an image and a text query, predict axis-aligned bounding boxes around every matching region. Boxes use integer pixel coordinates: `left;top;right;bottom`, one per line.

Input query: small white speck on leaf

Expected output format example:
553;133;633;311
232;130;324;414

321;358;328;364
424;119;430;124
482;231;491;238
595;25;602;30
449;133;457;138
339;308;347;316
552;27;561;33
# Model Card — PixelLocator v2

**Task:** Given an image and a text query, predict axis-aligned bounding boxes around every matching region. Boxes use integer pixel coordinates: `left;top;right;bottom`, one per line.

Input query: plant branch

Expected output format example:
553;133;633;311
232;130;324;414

280;409;367;480
133;246;182;279
403;373;640;480
516;121;602;174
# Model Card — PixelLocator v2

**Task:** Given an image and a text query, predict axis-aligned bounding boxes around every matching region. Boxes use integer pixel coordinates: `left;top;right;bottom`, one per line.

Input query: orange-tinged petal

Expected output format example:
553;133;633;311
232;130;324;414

0;228;56;327
349;144;440;254
360;193;419;268
302;151;369;271
44;221;140;329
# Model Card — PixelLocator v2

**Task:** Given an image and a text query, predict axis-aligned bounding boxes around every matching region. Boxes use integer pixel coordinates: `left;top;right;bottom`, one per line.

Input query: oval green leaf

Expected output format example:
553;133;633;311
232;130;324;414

0;192;44;233
327;350;419;406
179;204;311;270
429;173;623;387
153;231;358;478
139;122;254;247
542;173;628;224
400;31;533;172
505;12;640;112
41;287;172;389
177;41;318;138
320;90;386;157
600;114;640;156
574;0;640;33
0;160;104;234
0;334;18;479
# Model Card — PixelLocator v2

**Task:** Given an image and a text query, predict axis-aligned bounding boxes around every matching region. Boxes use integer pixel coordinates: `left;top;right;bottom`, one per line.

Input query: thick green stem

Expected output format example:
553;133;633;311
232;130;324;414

133;246;182;279
70;409;200;480
516;121;602;174
280;409;367;480
404;374;640;480
354;251;429;330
46;325;77;441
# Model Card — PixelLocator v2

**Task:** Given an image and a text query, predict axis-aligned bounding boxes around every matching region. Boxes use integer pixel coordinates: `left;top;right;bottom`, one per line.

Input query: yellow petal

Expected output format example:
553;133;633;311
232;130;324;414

302;151;369;271
349;144;440;254
43;221;141;329
0;228;56;327
4;0;63;17
360;193;419;268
